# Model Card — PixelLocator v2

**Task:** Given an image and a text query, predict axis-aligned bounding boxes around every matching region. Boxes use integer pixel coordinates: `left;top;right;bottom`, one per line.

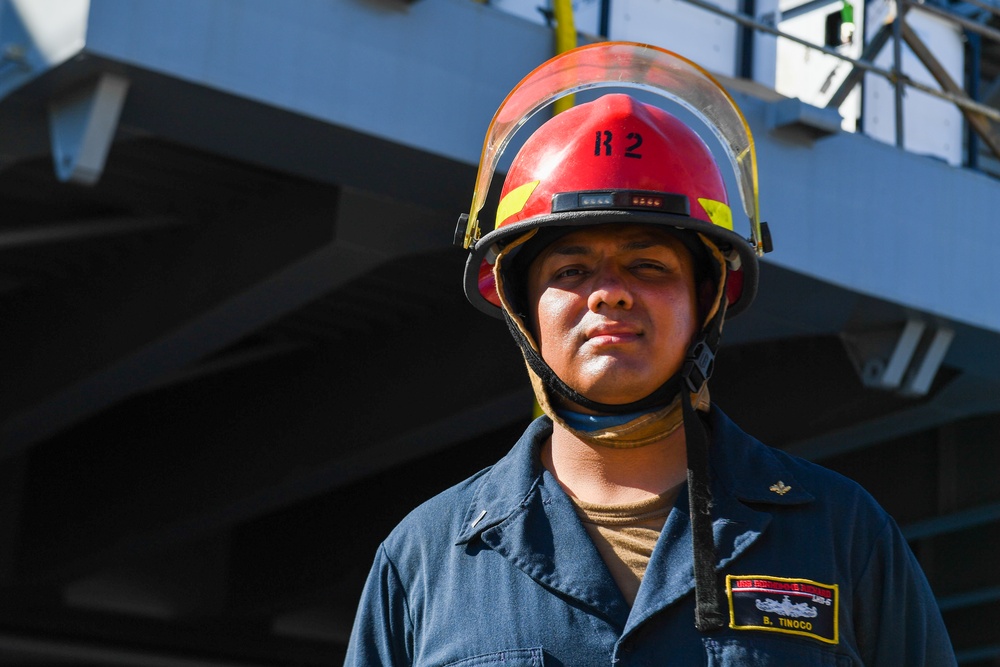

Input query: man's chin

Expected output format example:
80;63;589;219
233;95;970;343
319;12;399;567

561;382;667;410
568;363;675;405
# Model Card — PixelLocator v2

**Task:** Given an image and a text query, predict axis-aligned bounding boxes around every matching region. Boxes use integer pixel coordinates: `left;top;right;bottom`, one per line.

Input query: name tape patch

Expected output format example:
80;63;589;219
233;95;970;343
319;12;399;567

726;575;839;645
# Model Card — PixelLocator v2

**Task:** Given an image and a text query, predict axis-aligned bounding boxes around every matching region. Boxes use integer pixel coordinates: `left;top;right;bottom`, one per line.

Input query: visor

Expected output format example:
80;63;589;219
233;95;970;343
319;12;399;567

458;41;765;259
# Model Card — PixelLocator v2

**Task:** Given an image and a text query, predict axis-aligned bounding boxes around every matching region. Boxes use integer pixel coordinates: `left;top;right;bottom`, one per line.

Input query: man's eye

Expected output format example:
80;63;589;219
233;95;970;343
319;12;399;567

633;261;666;271
555;267;585;278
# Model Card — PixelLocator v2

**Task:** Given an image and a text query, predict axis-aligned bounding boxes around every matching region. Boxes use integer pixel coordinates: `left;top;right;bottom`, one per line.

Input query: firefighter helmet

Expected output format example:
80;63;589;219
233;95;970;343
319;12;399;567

459;42;769;320
466;93;757;319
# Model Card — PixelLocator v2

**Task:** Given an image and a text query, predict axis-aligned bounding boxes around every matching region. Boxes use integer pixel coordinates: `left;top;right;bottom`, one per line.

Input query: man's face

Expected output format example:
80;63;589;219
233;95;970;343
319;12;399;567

526;224;701;408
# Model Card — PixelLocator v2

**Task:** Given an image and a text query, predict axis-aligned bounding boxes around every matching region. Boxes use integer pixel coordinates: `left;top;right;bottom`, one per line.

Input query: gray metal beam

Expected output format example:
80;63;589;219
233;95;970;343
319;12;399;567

902;500;1000;541
0;181;337;453
938;585;1000;612
0;0;89;100
76;0;549;168
0;599;337;666
226;391;535;621
0;182;461;454
786;373;1000;461
0;633;281;667
900;19;1000;157
48;73;129;185
12;303;530;586
780;0;841;22
0;215;184;249
956;644;1000;665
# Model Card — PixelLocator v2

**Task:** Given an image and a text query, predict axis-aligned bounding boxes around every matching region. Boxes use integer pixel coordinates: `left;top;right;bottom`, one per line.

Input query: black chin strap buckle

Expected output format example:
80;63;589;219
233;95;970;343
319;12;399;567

682;337;715;394
454;213;471;248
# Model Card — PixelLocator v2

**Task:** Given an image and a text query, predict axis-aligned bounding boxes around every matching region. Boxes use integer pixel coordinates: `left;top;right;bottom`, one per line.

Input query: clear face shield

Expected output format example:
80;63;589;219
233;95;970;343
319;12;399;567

458;41;766;260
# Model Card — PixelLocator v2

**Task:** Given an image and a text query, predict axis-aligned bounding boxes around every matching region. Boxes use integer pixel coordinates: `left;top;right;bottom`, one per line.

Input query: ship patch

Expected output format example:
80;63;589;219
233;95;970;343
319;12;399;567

726;575;839;644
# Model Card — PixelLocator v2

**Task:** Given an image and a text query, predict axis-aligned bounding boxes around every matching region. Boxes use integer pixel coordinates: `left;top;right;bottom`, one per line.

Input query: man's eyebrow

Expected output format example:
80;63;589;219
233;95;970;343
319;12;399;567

547;244;592;257
547;239;668;256
620;240;663;251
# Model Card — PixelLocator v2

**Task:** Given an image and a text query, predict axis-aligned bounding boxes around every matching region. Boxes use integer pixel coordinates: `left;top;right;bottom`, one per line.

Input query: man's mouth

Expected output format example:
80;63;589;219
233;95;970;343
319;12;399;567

586;324;643;344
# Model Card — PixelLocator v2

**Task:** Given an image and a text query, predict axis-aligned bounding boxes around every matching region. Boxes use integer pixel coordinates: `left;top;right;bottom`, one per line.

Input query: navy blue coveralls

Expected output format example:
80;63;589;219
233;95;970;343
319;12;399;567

345;407;956;666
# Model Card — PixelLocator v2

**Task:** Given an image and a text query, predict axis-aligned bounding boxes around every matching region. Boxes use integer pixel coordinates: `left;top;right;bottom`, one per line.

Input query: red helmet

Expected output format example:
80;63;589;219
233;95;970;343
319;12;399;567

459;43;771;321
464;93;758;318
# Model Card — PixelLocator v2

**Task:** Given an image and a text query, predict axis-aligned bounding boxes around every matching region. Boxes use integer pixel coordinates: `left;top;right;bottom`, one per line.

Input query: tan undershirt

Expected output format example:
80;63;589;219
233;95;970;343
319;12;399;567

571;487;681;606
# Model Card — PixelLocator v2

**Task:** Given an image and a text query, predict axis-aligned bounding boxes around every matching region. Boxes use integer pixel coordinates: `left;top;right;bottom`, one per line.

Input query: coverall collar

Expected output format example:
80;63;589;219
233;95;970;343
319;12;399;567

455;417;631;624
455;407;816;632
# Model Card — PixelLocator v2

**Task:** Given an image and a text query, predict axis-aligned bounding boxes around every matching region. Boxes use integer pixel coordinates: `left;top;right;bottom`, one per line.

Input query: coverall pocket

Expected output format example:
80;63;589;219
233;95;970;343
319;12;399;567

705;637;853;666
443;647;545;667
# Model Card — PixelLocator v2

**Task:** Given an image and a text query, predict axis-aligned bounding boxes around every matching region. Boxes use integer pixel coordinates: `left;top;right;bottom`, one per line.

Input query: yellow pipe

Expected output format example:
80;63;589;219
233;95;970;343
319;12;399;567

552;0;578;115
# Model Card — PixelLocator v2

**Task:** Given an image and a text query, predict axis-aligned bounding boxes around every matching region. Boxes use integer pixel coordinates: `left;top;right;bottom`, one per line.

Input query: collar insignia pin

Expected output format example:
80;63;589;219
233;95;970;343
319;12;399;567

769;481;792;496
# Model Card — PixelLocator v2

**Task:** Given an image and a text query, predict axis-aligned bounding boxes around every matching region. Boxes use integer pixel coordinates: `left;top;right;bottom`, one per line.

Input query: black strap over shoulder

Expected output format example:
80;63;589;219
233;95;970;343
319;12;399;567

683;293;728;632
683;390;725;632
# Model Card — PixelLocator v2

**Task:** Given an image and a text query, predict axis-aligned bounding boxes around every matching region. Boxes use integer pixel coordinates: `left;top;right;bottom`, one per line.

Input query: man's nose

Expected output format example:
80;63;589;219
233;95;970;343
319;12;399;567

587;267;633;311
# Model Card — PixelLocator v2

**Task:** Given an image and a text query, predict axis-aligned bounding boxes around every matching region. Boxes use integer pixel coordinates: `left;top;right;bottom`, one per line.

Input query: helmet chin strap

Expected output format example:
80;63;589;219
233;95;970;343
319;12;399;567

494;229;729;632
520;342;710;450
502;306;691;414
684;294;728;633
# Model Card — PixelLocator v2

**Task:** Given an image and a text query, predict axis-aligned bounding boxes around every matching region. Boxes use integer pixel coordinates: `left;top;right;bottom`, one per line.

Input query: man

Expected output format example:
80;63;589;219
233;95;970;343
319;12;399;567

345;43;956;665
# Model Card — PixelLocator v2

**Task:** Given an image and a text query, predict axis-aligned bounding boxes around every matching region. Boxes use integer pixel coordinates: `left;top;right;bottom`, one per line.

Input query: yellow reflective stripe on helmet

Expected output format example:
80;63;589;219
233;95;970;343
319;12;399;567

698;198;733;231
496;180;540;228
